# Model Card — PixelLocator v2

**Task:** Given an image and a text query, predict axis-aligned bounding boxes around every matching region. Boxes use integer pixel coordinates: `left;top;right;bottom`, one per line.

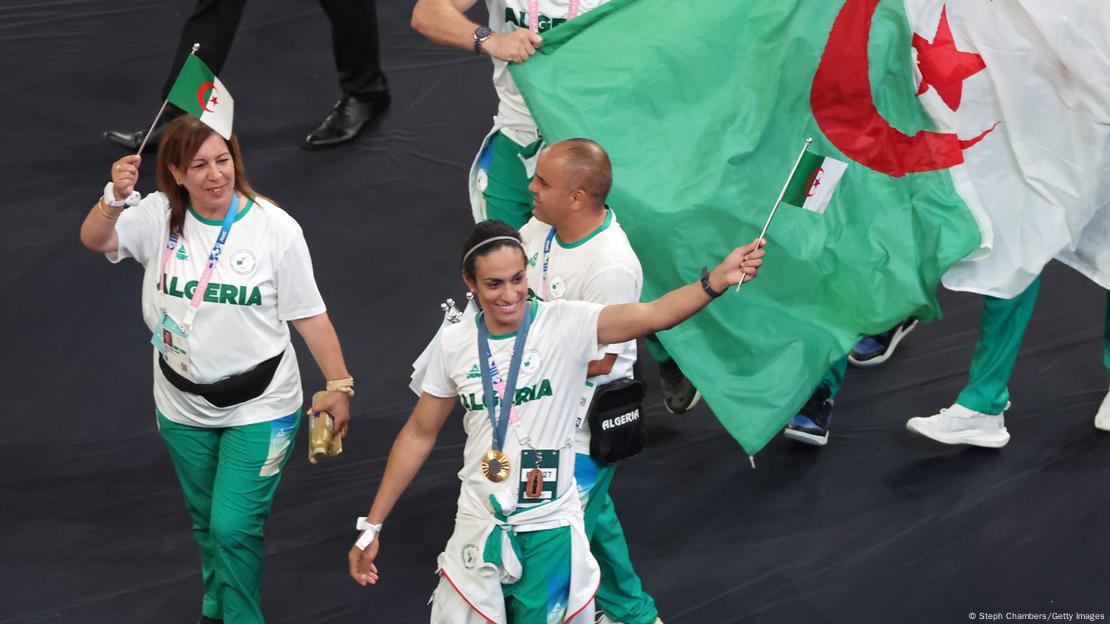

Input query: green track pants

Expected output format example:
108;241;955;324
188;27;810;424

157;410;299;623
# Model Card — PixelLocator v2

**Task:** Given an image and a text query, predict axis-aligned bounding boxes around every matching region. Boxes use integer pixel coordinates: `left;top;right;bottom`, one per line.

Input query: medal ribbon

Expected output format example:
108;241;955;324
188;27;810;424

541;226;556;301
477;304;533;454
528;0;581;33
157;194;240;332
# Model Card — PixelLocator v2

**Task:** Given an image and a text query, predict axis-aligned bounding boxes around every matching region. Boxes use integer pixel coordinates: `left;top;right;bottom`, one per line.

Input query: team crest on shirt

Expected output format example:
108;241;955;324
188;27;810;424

230;249;256;275
462;544;479;569
520;349;543;380
547;276;566;300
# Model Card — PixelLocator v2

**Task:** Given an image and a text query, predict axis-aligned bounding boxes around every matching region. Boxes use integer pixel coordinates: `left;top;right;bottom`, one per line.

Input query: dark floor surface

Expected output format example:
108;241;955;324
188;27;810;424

2;1;1108;623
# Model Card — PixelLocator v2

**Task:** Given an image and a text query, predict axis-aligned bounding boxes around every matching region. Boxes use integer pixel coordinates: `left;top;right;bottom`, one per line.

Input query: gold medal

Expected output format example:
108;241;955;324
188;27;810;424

481;449;511;482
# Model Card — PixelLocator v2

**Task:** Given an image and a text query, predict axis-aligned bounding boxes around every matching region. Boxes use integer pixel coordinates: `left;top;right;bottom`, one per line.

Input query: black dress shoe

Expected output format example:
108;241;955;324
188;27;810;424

104;122;166;153
303;92;391;149
198;616;223;624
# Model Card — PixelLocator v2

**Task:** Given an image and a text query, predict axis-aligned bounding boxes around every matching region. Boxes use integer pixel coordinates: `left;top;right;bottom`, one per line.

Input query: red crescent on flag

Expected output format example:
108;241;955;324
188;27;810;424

196;82;218;112
810;0;996;177
805;167;824;197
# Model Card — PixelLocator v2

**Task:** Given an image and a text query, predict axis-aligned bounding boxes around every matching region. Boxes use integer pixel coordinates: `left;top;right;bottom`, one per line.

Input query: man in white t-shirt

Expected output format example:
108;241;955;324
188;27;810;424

411;0;609;229
520;139;658;624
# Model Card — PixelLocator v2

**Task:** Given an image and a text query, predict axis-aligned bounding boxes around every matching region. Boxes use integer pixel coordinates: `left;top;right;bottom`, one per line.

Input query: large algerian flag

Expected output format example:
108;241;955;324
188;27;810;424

510;0;1109;453
166;55;235;140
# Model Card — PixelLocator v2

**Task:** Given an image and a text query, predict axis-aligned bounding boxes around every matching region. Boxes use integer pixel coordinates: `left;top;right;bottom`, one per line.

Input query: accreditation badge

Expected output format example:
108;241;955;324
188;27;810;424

151;312;190;376
517;449;559;504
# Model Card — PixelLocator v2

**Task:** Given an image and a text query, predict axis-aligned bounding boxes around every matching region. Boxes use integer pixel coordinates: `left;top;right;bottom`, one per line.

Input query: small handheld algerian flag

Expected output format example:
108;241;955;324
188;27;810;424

781;150;848;214
166;55;234;139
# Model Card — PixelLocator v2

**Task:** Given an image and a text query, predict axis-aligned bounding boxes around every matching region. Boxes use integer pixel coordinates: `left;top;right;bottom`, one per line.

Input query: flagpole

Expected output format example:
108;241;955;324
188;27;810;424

735;136;813;292
135;42;200;156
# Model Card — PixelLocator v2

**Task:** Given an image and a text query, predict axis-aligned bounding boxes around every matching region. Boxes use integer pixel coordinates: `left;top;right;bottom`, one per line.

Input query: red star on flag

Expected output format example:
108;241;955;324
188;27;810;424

912;6;986;111
210;95;219;107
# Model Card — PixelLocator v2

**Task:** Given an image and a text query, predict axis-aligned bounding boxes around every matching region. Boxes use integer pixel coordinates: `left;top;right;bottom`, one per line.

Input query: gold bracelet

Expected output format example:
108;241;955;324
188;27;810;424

97;197;120;220
326;376;355;397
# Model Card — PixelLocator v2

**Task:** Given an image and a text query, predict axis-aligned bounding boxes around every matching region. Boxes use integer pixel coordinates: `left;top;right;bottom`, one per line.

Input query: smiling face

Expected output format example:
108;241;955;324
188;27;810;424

464;245;530;334
169;132;235;215
528;146;577;227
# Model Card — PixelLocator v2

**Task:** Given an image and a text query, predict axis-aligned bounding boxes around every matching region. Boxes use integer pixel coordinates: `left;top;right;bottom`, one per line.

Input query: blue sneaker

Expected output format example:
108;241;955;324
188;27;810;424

849;318;918;367
784;385;833;446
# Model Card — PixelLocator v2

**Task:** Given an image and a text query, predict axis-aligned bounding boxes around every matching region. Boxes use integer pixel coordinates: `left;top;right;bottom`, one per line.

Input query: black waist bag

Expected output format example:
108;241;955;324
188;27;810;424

587;378;647;466
159;352;283;408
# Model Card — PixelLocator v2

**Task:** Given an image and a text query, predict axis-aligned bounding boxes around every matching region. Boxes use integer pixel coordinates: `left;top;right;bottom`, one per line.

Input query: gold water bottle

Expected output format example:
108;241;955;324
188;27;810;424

308;391;343;464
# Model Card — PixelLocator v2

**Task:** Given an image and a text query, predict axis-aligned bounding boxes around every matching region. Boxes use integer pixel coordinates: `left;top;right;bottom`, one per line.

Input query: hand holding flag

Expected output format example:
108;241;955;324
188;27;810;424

110;155;141;200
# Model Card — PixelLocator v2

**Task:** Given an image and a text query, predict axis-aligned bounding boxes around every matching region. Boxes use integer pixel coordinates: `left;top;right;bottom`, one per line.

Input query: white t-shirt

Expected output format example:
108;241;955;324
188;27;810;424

110;192;326;427
520;210;643;451
421;299;606;514
486;0;609;146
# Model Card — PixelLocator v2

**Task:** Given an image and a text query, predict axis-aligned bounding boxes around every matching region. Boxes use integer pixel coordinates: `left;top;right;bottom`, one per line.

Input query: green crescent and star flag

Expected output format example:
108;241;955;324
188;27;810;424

782;150;848;215
166;54;235;140
511;0;1110;454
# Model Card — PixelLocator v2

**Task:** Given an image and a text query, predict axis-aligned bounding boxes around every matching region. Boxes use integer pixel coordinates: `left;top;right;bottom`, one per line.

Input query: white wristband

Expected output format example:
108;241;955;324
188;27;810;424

355;517;381;550
103;182;141;208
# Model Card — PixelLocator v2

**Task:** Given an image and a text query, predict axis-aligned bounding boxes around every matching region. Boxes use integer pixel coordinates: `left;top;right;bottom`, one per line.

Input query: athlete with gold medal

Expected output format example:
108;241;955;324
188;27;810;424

347;220;765;623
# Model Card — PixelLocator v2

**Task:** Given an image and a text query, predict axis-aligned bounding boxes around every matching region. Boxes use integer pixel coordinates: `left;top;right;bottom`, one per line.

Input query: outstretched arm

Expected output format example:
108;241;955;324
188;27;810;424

412;0;544;63
347;392;457;586
597;239;766;345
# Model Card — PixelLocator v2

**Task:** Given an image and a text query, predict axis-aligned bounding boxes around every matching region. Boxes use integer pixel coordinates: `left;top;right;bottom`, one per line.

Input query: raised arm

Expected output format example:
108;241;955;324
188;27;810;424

411;0;543;63
597;239;766;345
347;392;457;586
80;155;141;253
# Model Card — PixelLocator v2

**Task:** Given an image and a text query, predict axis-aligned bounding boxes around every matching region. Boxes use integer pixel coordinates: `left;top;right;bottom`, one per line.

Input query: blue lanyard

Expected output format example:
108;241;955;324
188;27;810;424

476;305;533;453
541;227;556;300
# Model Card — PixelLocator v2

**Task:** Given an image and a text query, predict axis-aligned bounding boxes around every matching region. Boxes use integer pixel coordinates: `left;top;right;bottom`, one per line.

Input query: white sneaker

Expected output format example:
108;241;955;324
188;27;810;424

906;403;1011;448
1095;389;1110;432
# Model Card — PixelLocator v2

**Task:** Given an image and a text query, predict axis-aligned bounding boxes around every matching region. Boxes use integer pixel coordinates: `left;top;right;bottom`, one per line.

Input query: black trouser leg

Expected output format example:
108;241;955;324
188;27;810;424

159;0;248;100
318;0;388;99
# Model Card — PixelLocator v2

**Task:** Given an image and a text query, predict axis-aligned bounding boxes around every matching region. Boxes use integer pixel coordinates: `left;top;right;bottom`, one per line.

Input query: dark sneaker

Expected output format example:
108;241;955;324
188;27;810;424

198;617;223;624
849;318;918;367
658;358;701;414
783;384;833;446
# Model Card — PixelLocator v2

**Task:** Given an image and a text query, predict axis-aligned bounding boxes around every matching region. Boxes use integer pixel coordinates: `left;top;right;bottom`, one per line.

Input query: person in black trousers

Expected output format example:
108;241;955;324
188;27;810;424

106;0;390;151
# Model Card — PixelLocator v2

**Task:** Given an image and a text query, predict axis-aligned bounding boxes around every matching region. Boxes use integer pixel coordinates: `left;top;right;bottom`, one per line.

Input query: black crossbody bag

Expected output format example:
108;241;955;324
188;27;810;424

159;352;283;408
587;377;647;465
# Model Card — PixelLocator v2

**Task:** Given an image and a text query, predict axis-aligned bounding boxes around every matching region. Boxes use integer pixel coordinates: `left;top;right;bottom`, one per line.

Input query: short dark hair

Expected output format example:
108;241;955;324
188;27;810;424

555;138;612;202
460;220;526;281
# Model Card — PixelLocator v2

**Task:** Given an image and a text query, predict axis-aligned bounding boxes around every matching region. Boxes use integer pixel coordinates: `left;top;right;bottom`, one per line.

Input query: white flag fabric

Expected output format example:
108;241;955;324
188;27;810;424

903;0;1110;297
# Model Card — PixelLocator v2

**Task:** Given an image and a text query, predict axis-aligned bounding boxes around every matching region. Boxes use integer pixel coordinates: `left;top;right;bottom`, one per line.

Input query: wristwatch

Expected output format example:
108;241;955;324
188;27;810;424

103;182;141;208
474;25;493;55
700;266;724;299
354;517;382;550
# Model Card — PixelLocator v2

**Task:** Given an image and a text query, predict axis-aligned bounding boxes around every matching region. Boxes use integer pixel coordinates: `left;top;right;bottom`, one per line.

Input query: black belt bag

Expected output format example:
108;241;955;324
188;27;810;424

159;352;283;408
587;378;647;466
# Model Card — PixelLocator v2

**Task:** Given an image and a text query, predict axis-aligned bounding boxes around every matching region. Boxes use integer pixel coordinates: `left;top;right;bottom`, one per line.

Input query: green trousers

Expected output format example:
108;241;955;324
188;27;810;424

954;278;1043;414
821;355;849;399
502;526;573;623
481;131;543;229
1104;290;1110;373
158;410;300;624
956;282;1110;414
577;455;659;624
